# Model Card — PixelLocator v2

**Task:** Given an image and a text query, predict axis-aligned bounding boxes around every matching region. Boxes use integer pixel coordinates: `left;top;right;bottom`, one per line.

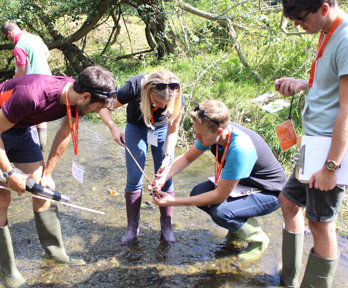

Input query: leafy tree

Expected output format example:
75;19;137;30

0;0;176;78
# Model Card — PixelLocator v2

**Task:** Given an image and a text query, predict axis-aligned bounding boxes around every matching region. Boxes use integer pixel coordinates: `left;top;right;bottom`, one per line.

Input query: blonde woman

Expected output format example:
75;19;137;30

100;69;183;244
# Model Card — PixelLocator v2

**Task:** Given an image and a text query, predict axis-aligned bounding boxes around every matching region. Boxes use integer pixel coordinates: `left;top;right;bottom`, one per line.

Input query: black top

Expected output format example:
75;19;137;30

117;74;184;128
211;122;287;193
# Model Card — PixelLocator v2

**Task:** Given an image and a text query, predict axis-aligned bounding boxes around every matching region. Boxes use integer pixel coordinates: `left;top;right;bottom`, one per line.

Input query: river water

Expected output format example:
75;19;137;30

3;119;347;287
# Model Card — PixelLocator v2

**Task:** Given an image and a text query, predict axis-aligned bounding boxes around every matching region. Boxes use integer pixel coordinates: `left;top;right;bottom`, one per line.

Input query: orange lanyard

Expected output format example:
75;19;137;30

65;86;79;155
215;127;233;184
308;14;342;88
150;105;160;124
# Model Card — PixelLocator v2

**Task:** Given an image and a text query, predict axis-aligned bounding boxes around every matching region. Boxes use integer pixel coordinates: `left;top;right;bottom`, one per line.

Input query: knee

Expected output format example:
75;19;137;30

279;193;300;215
210;207;234;226
308;221;336;238
0;189;11;210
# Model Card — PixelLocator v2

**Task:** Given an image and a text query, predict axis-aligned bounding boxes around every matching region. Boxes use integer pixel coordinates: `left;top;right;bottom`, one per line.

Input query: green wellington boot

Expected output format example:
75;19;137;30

34;206;85;265
301;248;339;288
0;224;28;288
226;218;269;261
279;229;304;287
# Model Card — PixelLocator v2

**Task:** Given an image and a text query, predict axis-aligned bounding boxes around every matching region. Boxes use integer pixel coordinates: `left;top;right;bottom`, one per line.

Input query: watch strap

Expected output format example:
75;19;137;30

3;169;16;181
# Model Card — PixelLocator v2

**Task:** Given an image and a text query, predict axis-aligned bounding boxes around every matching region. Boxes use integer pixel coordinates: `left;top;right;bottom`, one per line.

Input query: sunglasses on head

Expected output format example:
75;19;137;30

194;105;220;126
152;82;180;91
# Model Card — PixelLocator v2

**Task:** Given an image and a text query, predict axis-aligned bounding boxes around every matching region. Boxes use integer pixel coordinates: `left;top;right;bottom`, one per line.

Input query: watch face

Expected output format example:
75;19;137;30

327;161;338;170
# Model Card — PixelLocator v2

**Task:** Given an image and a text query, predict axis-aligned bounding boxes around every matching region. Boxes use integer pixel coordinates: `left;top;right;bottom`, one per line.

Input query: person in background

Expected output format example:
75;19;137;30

100;69;183;244
2;21;51;150
0;66;117;288
152;99;286;261
275;1;348;287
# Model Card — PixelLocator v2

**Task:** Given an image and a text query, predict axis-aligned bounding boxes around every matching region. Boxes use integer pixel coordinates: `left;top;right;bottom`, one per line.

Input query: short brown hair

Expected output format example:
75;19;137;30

190;99;230;132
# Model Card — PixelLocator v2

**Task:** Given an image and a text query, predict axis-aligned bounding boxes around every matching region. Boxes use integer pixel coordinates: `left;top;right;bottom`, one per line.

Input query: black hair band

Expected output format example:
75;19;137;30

90;88;118;98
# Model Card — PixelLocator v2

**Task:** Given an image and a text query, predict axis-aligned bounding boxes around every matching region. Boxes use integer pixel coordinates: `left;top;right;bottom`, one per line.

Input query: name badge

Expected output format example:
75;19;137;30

275;119;297;151
72;160;84;183
147;130;158;147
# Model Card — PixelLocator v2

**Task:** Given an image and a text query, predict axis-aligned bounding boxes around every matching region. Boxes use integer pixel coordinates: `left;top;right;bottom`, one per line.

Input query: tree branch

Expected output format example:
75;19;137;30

178;0;262;82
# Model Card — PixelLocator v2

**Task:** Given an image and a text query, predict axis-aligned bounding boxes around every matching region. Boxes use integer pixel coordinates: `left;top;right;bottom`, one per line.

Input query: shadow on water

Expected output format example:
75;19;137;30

2;119;347;287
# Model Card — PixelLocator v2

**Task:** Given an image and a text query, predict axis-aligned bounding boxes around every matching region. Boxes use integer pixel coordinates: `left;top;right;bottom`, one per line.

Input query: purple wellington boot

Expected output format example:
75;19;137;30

121;191;142;244
159;190;175;243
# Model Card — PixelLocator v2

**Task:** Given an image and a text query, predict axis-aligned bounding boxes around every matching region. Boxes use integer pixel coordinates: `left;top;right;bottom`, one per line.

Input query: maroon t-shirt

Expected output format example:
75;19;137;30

0;74;74;128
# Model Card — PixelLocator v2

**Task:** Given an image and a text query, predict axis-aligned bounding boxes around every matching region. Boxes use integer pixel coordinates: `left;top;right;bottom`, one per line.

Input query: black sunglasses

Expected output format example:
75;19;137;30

290;10;311;23
193;105;220;126
152;82;180;91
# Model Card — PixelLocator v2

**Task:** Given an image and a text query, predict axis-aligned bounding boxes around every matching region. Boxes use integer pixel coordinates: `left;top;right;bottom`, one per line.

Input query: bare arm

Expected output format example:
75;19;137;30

41;116;71;189
14;65;26;78
153;145;204;191
153;177;239;207
99;98;124;146
164;109;183;154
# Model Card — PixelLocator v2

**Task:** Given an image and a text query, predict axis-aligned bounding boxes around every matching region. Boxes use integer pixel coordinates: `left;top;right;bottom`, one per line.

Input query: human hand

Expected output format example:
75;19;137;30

152;190;175;207
7;170;29;196
152;168;168;192
40;174;56;191
275;78;308;97
308;167;337;191
111;126;125;147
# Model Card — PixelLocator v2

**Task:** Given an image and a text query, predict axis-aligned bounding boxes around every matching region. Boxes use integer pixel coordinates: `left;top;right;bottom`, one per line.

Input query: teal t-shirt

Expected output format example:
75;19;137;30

15;33;51;75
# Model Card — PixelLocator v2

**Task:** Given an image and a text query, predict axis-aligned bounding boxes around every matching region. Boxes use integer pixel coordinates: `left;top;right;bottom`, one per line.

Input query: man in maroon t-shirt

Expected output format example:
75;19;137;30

0;66;117;287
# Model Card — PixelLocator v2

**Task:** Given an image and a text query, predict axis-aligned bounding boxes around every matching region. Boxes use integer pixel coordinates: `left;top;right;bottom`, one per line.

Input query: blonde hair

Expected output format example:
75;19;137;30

190;99;230;132
140;69;182;128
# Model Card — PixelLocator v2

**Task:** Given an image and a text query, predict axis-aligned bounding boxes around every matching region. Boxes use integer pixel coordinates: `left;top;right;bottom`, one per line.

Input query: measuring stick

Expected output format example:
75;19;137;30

31;194;105;215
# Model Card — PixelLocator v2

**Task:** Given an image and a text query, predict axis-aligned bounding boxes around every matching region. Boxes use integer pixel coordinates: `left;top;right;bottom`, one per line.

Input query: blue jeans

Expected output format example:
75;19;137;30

124;123;173;192
191;181;280;231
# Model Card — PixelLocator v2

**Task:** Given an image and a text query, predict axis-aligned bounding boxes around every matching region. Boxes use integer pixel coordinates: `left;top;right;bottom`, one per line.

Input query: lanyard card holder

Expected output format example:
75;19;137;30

276;93;297;151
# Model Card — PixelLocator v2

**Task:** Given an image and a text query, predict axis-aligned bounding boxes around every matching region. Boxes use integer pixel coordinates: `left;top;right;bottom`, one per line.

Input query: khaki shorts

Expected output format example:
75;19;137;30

281;169;345;222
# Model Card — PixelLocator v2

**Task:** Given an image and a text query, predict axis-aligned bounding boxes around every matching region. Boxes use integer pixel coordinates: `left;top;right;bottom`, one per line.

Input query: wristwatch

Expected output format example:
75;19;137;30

326;160;340;171
2;169;16;182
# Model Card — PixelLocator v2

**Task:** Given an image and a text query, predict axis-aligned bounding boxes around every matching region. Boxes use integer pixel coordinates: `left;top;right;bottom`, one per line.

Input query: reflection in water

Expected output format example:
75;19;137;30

4;119;347;287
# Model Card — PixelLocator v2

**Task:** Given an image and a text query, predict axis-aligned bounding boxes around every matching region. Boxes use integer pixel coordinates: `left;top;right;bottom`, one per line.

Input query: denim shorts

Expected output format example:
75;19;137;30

1;127;43;163
282;169;345;222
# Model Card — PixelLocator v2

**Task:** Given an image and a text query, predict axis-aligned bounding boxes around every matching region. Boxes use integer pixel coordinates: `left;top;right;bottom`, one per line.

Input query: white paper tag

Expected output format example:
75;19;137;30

147;131;158;147
207;176;218;186
72;161;84;183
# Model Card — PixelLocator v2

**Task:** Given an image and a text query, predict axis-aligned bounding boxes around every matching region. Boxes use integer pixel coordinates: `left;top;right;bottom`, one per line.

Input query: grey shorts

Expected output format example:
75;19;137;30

1;127;43;163
282;169;345;222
